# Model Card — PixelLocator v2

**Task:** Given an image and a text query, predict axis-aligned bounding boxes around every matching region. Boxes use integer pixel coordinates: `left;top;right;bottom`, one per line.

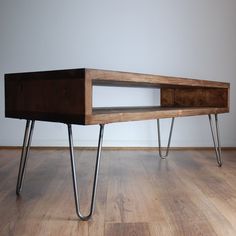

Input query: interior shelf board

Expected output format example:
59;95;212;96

92;106;224;114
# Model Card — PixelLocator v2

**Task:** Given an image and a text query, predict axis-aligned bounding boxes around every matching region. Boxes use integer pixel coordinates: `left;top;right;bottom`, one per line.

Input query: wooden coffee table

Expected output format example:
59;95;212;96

5;68;230;220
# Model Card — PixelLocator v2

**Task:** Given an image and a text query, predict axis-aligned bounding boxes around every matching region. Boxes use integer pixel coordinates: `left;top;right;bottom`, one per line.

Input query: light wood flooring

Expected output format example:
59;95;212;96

0;148;236;236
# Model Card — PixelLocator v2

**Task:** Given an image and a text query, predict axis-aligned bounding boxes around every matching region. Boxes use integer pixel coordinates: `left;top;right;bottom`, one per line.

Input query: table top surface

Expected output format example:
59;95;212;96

5;68;229;88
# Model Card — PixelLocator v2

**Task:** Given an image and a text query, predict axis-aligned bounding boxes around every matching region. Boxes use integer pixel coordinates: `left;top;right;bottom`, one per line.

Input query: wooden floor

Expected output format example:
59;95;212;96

0;148;236;236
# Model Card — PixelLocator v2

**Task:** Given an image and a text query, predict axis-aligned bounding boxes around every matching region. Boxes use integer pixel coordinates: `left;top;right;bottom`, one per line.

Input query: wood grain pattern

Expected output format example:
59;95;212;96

105;223;151;236
87;106;228;125
88;69;229;88
161;88;229;108
0;148;236;236
5;68;230;125
5;75;87;124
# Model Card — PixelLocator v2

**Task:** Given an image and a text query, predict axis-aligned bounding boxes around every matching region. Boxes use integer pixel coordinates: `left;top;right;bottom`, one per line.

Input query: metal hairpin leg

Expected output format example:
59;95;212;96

68;124;105;220
208;114;222;167
16;119;35;195
157;118;175;159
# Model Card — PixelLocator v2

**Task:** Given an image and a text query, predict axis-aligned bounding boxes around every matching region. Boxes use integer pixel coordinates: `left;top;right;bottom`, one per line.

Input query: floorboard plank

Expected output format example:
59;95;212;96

0;148;235;236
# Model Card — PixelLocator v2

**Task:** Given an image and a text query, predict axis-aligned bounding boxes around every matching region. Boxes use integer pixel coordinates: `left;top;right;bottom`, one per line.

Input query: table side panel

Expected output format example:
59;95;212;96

5;76;87;123
84;74;93;115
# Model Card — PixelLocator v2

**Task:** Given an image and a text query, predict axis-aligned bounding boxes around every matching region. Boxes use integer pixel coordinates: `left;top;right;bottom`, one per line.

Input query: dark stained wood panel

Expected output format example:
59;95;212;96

161;88;229;108
5;68;86;80
5;76;87;124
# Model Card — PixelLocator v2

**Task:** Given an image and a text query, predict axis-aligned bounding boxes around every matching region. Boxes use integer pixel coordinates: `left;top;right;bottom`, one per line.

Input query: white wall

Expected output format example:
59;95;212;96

0;0;236;147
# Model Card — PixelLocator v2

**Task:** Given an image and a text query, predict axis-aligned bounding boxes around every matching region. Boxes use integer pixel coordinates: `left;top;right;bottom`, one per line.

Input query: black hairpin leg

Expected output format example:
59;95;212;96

67;124;105;220
208;114;222;167
16;120;35;195
157;118;175;159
